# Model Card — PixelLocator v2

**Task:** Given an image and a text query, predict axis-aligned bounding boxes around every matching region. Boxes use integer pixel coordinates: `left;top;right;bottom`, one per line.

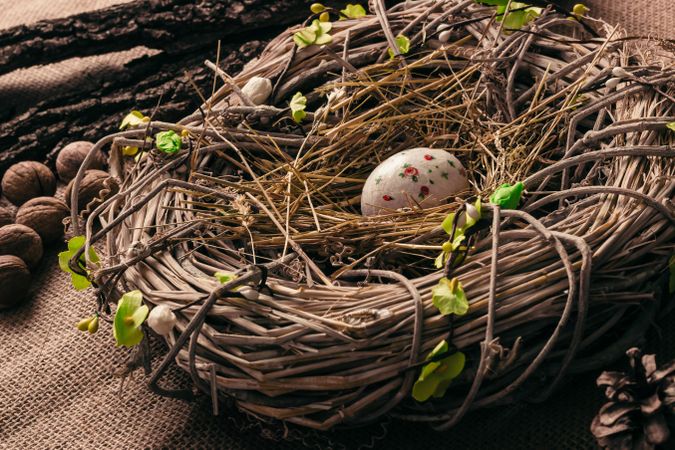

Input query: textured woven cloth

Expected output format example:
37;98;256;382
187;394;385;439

0;2;673;449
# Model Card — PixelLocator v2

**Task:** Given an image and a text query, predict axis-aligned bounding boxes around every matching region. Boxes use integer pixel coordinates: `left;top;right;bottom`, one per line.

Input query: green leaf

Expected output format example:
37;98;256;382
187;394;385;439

313;19;332;45
113;290;149;348
215;271;237;284
412;341;465;402
119;110;148;130
666;122;675;132
293;19;332;49
155;130;182;155
315;32;333;45
427;339;449;360
388;35;411;59
669;255;675;294
67;235;86;252
340;3;366;19
489;181;524;209
58;236;99;291
293;27;317;48
316;20;332;34
432;277;469;316
491;2;540;30
434;251;446;269
441;212;458;235
290;92;308;123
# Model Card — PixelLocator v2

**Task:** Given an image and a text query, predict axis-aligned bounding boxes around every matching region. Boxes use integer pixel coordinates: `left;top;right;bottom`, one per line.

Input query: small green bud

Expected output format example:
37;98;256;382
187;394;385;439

319;11;330;22
572;3;589;17
76;317;92;332
88;316;99;334
310;3;325;13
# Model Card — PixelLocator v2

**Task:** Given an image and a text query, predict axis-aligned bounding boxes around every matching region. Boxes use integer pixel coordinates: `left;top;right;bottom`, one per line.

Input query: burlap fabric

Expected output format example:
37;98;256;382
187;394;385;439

0;2;673;449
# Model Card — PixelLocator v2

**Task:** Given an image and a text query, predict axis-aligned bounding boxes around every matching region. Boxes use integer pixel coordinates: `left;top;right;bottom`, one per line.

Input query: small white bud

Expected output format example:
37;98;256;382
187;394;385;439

605;77;621;90
437;23;451;32
456;212;467;230
241;77;273;105
147;304;177;336
438;30;452;43
611;67;629;78
465;203;480;221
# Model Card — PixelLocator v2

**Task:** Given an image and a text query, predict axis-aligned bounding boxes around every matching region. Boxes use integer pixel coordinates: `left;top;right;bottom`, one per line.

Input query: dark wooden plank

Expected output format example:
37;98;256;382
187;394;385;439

0;0;310;76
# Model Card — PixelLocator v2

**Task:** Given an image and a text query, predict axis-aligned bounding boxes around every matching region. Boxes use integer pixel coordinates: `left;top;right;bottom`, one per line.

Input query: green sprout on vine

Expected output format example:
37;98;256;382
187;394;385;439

388;34;411;59
58;235;99;291
489;181;524;209
435;198;482;269
432;276;469;316
113;290;149;348
290;92;308;123
412;340;466;402
155;130;182;155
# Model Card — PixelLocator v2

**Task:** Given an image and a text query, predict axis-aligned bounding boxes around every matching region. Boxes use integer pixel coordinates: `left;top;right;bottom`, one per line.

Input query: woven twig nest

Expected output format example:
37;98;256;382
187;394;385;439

69;0;674;431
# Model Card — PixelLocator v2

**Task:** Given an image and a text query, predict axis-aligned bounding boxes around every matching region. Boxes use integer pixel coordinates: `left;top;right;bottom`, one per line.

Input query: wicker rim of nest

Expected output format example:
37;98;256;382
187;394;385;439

67;0;674;431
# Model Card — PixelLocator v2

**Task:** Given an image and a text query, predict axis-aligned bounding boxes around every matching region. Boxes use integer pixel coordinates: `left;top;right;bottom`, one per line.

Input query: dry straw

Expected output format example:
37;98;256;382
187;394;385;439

68;0;674;431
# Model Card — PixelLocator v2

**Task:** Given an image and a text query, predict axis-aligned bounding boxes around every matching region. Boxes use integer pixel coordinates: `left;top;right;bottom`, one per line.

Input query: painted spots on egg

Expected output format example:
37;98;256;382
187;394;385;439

361;147;469;216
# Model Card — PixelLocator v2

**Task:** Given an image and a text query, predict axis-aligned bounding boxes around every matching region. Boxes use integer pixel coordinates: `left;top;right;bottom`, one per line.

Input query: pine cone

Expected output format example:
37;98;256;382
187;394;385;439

591;348;675;449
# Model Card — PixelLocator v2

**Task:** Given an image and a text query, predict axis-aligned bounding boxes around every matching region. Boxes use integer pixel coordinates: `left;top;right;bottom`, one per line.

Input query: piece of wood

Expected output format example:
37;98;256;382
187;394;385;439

0;0;310;77
0;40;269;173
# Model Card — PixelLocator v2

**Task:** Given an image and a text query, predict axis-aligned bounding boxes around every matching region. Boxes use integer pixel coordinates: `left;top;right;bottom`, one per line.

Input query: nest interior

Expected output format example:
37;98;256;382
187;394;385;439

71;0;675;431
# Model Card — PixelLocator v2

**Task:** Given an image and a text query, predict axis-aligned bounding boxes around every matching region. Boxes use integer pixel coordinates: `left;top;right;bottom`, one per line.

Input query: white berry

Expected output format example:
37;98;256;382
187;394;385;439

241;77;273;105
147;304;177;336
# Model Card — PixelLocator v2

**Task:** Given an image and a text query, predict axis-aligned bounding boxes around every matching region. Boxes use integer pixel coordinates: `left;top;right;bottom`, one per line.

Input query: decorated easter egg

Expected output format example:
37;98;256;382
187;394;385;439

361;148;468;216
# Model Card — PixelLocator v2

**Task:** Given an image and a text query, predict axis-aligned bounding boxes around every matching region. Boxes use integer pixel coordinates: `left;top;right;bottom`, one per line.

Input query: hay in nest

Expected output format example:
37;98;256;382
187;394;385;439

68;0;675;431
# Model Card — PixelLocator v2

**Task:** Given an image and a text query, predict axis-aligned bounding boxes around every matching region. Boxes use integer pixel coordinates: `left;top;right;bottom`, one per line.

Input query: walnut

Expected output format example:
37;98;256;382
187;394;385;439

1;161;57;205
16;197;69;244
0;255;31;310
55;141;106;182
0;206;13;227
0;224;43;269
65;169;119;215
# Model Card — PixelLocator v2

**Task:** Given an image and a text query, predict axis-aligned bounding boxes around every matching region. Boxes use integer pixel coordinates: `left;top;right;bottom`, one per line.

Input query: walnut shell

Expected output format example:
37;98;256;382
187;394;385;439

55;141;106;182
65;169;119;215
0;206;13;227
1;161;57;205
16;197;69;244
0;224;43;269
0;255;31;310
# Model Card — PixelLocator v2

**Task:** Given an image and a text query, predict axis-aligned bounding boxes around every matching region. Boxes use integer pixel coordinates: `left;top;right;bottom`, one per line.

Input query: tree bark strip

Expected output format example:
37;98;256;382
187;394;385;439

0;0;310;77
0;39;270;173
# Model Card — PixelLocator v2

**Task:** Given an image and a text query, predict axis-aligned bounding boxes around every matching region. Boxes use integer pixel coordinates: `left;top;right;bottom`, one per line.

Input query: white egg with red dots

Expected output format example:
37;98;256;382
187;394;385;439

360;148;469;216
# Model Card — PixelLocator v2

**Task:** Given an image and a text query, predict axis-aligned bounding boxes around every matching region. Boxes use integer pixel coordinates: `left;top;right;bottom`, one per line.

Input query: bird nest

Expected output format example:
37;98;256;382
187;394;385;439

69;0;675;431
